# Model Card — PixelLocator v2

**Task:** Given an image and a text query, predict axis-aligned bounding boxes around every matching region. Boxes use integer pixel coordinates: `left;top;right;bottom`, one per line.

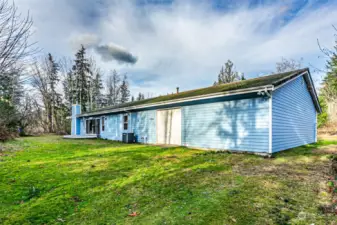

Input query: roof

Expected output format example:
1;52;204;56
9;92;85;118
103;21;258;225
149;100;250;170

80;68;320;116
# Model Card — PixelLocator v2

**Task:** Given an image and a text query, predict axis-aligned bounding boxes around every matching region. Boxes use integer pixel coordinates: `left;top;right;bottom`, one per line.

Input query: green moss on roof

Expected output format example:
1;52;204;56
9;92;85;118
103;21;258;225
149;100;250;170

89;68;308;113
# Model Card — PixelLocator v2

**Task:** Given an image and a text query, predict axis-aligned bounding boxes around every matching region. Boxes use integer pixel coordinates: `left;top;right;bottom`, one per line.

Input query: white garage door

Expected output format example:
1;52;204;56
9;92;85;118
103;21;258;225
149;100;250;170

157;108;181;145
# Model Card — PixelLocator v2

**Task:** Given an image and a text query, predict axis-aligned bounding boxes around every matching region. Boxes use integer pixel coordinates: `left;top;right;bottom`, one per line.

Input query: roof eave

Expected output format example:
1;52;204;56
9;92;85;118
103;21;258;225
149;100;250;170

79;85;275;117
272;69;321;113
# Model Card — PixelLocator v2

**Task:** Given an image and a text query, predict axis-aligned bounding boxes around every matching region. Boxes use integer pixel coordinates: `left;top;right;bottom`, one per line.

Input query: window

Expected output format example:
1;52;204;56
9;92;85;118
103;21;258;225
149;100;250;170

123;114;128;130
102;117;105;131
86;119;98;134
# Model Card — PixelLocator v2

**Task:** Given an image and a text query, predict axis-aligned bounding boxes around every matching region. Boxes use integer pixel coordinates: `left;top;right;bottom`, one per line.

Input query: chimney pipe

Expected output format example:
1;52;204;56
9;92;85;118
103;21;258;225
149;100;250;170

176;87;179;94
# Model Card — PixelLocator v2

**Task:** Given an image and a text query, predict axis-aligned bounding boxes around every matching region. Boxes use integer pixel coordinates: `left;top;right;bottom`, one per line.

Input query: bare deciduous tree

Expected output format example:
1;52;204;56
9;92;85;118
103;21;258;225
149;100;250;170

275;57;302;73
106;70;121;106
0;0;35;75
215;60;242;85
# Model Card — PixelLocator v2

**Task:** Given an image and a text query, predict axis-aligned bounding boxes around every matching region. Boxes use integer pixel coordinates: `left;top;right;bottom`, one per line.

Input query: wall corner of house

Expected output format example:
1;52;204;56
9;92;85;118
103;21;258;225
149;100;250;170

268;94;273;154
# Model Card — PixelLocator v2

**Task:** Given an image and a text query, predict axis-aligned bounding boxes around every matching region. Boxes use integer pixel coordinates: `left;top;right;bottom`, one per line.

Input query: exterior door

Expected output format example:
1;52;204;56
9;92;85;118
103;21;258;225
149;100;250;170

157;108;181;145
96;119;100;135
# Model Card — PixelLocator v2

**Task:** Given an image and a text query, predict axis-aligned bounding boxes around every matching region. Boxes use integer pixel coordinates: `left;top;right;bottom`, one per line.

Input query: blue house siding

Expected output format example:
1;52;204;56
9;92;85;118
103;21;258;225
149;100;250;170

100;114;123;141
272;75;316;153
182;97;270;153
71;73;319;154
132;110;156;144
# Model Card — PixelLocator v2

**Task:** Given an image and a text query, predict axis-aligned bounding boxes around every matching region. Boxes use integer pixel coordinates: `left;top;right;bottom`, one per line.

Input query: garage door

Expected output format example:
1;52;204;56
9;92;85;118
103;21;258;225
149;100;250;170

157;108;181;145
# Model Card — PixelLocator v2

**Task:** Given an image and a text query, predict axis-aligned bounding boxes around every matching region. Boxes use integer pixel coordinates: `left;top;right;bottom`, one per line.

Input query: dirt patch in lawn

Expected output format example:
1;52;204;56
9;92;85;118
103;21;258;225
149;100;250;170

313;145;337;154
233;158;330;183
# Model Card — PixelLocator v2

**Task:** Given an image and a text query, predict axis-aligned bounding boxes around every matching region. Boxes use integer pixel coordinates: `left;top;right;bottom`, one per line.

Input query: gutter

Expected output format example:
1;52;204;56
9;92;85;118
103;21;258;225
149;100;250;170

79;85;274;117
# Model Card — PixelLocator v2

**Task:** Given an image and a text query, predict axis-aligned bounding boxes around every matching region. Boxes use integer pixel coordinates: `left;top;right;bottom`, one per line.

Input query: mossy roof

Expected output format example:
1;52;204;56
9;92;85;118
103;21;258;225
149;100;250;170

83;68;310;115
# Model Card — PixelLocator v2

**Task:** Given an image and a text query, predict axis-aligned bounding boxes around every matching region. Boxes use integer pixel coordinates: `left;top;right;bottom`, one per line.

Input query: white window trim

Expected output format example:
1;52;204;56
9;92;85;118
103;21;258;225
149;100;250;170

123;114;129;131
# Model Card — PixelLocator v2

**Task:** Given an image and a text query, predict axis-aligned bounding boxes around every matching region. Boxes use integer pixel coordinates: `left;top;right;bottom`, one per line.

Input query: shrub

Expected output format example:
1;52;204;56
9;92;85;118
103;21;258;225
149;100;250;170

318;96;328;128
0;99;18;141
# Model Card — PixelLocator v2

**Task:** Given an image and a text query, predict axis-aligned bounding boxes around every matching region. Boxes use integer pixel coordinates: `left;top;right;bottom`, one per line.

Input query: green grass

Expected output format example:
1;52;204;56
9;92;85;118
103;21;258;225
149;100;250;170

0;135;336;224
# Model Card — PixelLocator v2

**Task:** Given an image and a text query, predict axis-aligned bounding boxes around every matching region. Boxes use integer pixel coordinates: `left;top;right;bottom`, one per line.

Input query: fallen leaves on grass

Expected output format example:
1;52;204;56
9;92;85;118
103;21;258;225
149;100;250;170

128;212;139;217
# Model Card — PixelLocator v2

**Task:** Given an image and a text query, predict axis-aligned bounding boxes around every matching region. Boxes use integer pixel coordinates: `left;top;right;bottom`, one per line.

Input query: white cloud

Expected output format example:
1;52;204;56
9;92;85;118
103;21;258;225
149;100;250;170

15;0;337;96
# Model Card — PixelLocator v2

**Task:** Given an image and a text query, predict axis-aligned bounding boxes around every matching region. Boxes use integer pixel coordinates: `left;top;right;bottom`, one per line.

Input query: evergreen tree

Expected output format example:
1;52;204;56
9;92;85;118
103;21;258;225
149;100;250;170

46;53;59;132
131;96;135;102
120;74;130;104
92;71;104;109
72;45;91;112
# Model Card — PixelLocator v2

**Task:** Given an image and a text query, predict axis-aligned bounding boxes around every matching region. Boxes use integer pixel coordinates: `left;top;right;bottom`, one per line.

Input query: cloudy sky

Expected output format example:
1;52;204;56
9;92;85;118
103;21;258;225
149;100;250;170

16;0;337;96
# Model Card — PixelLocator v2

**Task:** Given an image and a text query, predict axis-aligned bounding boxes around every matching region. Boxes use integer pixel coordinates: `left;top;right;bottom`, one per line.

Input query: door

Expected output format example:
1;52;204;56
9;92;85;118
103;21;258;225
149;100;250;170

96;119;100;135
157;108;181;145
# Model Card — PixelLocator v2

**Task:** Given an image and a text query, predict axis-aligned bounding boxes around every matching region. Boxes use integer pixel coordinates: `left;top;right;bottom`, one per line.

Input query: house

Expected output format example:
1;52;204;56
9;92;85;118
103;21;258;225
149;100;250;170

69;68;321;154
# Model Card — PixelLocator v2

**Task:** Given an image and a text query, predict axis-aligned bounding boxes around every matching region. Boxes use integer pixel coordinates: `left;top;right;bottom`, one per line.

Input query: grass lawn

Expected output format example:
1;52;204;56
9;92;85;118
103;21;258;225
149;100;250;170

0;135;336;224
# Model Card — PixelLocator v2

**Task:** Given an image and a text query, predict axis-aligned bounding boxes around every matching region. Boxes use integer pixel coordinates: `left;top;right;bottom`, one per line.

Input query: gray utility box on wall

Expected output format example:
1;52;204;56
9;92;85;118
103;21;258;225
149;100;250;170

122;133;134;143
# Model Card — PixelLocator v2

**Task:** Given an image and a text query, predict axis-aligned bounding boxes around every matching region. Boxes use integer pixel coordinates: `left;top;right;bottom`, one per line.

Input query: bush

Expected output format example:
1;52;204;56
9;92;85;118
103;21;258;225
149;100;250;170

318;96;328;128
0;99;18;141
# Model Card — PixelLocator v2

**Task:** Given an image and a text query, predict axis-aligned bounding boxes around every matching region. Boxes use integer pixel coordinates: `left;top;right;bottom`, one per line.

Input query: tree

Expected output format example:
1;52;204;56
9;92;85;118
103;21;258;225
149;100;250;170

131;96;135;102
106;70;121;106
275;58;302;73
47;53;59;132
63;70;75;109
92;70;104;109
215;60;240;85
120;74;130;104
0;98;18;141
31;54;69;134
320;30;337;103
318;26;337;127
86;58;103;111
0;0;35;139
72;45;91;112
0;0;35;76
137;92;145;101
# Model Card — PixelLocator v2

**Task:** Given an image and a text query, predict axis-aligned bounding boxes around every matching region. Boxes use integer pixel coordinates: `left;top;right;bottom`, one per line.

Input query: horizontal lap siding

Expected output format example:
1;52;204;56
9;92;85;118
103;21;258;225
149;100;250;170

272;76;316;153
100;114;122;141
182;97;270;153
132;110;156;144
99;111;156;143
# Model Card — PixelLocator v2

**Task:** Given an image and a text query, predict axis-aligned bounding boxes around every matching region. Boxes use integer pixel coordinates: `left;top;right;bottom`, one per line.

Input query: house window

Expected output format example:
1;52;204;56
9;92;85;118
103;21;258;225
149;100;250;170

101;117;105;131
123;114;128;130
86;119;98;134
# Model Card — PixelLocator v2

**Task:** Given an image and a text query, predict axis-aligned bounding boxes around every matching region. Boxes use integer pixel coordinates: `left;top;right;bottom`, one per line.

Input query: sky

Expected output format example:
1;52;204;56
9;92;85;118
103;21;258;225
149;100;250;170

15;0;337;97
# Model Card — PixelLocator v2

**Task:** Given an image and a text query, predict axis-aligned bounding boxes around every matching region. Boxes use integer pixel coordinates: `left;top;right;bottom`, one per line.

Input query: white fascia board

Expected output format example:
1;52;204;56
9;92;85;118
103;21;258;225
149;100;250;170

79;85;274;117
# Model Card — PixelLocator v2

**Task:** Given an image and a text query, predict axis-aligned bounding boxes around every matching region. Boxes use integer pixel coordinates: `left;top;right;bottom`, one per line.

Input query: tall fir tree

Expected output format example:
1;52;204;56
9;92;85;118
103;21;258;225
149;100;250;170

120;74;130;104
92;70;104;109
47;53;59;132
72;45;91;112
